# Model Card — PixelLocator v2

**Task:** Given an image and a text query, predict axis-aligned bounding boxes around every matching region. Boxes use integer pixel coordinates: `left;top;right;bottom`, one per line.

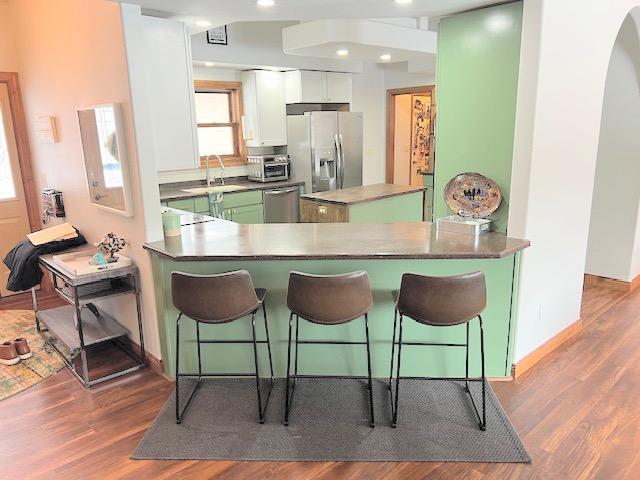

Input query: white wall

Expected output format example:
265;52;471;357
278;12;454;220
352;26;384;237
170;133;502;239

6;0;161;357
0;0;17;72
509;0;640;361
190;21;363;73
585;15;640;282
193;66;241;82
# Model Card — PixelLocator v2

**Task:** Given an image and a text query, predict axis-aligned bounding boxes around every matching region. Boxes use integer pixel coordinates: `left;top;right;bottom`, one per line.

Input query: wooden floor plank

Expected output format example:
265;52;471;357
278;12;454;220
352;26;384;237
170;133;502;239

1;282;640;478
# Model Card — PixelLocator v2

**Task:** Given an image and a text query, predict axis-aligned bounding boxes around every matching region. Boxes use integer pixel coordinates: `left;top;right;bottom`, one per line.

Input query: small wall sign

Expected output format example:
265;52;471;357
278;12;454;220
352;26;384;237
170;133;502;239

33;116;59;144
206;26;228;45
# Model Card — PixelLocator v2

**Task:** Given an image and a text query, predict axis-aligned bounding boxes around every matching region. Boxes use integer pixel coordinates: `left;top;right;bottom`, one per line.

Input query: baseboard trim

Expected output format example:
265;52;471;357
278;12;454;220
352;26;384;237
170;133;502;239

584;273;640;292
122;338;165;377
512;318;583;379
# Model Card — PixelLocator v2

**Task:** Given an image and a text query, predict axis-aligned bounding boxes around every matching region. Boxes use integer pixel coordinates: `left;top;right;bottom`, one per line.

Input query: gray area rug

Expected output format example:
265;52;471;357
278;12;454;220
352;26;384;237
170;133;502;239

133;378;530;463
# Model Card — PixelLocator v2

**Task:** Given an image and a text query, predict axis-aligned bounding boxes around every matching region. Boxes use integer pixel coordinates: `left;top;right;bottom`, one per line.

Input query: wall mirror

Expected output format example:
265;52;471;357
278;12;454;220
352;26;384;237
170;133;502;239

78;103;133;216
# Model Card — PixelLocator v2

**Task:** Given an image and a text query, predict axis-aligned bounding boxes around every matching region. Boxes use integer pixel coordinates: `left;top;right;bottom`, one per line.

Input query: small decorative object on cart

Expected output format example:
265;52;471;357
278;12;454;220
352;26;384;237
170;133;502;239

96;233;127;263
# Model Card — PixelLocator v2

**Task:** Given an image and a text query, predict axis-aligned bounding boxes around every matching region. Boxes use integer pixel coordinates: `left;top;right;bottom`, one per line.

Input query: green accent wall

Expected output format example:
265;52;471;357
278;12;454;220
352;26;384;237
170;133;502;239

434;2;523;232
348;192;424;223
152;255;520;379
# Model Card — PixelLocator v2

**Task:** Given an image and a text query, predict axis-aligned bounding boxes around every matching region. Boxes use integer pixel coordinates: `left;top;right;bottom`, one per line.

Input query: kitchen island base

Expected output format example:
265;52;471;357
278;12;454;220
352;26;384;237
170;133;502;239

151;254;520;379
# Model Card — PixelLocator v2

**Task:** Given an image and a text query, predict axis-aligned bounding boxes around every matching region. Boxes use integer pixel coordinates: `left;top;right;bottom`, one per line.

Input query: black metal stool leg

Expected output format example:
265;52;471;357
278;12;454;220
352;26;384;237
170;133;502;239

175;314;203;424
388;308;398;392
175;313;182;424
364;313;375;427
284;312;294;426
196;321;202;381
464;322;470;394
479;315;487;431
392;314;404;428
294;314;300;378
250;311;268;424
262;301;274;380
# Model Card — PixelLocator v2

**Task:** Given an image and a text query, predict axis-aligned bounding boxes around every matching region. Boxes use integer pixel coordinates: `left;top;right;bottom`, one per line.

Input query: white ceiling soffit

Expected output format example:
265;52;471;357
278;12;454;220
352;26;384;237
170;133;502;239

113;0;504;33
282;19;437;63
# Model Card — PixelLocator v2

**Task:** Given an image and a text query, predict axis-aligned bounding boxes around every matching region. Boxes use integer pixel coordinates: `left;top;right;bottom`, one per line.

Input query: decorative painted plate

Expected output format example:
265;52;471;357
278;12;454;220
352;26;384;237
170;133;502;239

444;172;502;218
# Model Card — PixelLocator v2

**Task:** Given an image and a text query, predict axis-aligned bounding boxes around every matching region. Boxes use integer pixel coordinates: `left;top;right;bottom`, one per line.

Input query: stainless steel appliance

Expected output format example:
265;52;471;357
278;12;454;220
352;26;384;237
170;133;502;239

263;186;300;223
287;111;363;193
247;154;290;182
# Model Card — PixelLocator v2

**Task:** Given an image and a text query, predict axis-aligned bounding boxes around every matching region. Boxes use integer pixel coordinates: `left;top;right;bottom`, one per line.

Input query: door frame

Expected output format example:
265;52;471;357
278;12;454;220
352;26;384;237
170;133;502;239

385;85;436;184
0;72;40;232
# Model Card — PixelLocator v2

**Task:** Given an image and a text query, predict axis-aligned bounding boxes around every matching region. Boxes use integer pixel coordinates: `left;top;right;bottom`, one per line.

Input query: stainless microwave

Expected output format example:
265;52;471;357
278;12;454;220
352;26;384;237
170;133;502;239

247;154;289;182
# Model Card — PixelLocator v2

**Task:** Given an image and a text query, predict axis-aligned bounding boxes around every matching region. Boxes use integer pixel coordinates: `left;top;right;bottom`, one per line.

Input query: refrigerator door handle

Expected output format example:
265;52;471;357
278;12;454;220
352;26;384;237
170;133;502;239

338;133;345;189
334;133;342;189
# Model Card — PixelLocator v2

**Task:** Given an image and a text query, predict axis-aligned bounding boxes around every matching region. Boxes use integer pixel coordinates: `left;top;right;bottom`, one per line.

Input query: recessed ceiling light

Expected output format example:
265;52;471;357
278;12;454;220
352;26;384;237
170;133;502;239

395;0;413;4
204;62;215;67
257;0;275;6
195;20;212;27
380;53;391;61
336;49;349;56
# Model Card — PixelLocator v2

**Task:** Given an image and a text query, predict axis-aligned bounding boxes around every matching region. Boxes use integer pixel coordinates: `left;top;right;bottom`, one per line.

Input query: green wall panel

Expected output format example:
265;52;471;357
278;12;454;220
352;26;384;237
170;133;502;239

153;256;519;379
348;192;424;223
434;2;523;232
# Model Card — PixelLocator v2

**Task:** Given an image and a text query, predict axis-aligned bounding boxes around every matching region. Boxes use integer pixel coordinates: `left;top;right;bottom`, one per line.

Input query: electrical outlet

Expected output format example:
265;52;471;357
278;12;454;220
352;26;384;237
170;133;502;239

40;174;48;187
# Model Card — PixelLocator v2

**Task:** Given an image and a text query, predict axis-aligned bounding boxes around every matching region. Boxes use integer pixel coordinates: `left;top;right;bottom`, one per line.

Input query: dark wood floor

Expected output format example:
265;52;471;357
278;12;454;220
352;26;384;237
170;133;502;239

0;280;638;479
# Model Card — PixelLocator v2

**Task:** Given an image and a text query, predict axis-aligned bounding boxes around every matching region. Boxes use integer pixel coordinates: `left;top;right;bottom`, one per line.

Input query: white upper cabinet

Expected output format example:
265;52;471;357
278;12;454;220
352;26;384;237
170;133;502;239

326;72;352;103
284;70;352;104
241;70;287;147
130;17;199;172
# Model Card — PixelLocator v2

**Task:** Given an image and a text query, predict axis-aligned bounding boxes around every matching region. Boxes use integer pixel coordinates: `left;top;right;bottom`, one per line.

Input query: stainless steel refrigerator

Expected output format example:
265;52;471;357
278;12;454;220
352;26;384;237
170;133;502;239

287;111;363;193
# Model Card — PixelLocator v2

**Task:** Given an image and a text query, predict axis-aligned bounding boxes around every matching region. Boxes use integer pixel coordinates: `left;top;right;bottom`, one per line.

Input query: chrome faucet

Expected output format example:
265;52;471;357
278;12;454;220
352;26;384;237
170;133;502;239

205;154;225;187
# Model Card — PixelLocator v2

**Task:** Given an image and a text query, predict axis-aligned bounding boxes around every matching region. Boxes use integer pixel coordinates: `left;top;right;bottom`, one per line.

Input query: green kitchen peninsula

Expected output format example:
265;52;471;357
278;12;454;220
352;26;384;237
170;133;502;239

300;184;426;223
144;220;529;379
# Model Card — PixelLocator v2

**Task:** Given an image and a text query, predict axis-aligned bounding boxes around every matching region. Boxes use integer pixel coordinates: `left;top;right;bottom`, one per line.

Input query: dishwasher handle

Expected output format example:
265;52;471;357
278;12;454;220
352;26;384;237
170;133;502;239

264;188;299;195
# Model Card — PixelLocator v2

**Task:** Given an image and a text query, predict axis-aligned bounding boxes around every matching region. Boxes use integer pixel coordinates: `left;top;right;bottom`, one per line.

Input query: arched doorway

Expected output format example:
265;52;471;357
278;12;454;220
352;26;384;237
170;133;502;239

582;9;640;320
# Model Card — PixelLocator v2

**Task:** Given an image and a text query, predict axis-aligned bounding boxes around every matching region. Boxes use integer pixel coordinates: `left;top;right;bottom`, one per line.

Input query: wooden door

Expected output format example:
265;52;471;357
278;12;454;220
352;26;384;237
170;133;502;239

0;83;31;296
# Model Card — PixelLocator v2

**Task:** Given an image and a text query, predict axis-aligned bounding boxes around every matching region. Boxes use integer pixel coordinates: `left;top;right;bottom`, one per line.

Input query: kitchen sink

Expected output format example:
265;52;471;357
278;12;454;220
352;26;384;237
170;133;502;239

181;184;249;195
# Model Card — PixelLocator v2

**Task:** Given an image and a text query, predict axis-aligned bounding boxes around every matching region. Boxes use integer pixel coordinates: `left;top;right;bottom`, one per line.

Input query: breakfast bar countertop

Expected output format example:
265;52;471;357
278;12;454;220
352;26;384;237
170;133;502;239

300;183;427;206
143;220;530;261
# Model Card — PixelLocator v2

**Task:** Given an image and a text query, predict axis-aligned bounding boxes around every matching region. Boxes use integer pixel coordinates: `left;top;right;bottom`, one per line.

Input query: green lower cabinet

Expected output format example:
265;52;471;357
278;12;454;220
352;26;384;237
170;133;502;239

225;204;264;224
349;192;424;223
166;198;195;212
151;254;521;379
193;196;210;214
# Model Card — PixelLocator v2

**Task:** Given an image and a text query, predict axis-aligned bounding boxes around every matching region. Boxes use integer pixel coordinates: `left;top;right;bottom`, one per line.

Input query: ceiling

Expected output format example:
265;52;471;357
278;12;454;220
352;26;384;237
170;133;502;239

282;19;437;63
113;0;506;32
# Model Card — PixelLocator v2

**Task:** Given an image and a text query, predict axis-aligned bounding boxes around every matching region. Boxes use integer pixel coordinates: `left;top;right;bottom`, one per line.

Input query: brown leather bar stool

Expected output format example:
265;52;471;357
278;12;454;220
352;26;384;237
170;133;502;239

172;270;274;424
284;271;375;428
389;271;487;430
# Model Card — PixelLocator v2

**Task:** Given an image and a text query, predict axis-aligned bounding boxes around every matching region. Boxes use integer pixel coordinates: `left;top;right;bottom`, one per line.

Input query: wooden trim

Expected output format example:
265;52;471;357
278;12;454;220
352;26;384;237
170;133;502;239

0;73;51;293
121;337;166;378
385;92;395;184
584;273;640;293
0;73;39;233
385;85;435;184
195;80;242;92
194;80;247;166
512;318;583;379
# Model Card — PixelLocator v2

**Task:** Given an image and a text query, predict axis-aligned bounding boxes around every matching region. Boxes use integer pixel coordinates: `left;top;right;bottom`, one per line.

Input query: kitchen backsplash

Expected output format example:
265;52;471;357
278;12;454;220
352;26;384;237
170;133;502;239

157;165;249;184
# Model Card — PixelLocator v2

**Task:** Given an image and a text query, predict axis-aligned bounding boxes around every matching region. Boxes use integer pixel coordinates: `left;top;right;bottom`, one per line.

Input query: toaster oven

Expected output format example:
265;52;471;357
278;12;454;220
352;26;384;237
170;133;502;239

247;154;289;182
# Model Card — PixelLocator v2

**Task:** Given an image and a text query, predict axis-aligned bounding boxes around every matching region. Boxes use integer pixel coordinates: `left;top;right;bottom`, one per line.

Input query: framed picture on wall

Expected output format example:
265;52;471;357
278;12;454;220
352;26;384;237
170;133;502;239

206;26;228;45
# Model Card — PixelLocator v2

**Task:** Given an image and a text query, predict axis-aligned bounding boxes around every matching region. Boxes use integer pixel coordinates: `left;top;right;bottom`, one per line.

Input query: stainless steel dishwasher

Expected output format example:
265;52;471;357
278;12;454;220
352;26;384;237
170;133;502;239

263;187;300;223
